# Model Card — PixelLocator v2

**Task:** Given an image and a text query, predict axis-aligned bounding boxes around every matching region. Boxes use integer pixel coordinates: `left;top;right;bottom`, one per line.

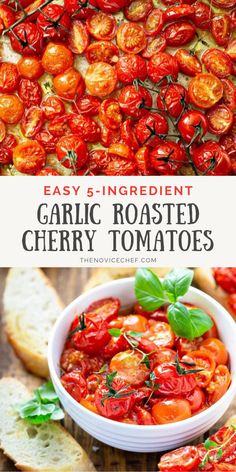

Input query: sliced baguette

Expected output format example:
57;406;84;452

3;268;65;378
83;267;173;292
194;268;236;318
0;377;95;472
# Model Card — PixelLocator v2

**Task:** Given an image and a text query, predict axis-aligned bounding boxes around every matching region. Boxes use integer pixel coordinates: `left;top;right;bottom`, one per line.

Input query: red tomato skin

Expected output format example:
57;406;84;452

124;0;153;22
147;52;179;84
144;9;164;37
142;36;167;59
135;113;169;148
68;20;90;55
118;85;152;118
0;63;19;93
213;268;236;294
227;39;236;62
211;14;232;47
202;48;233;79
72;95;101;116
159;446;199;471
164;4;195;23
192;1;212;30
34;131;58;154
222;78;236;112
20;106;45;138
0;134;17;165
178;110;208;144
164;21;196;47
61;371;88;402
96;0;127;13
121;119;139;152
9;22;43;56
72;318;111;355
186;387;205;413
41;96;65;121
192;141;232;176
56;134;88;169
157;83;189;118
150;141;186;175
86;41;119;65
175;49;202;76
153;363;197;397
95;379;135;420
18;78;42;108
69;114;101;143
37;5;71;40
116;54;147;85
207;104;234;135
0;5;15;34
86;297;120;322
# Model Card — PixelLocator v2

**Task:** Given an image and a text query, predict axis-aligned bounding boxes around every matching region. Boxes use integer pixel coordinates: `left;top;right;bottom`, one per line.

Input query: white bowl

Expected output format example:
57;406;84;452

48;278;236;452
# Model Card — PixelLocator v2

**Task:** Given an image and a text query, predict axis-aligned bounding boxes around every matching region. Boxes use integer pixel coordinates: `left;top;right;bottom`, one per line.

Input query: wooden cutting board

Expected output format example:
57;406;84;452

0;268;235;472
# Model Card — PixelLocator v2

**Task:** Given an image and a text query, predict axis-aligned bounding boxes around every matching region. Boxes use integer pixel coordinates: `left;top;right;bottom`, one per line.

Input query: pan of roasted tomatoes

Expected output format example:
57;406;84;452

60;297;231;425
0;0;235;176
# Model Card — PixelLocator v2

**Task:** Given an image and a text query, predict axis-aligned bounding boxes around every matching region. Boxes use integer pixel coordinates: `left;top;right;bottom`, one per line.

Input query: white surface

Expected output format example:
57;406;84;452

48;278;236;452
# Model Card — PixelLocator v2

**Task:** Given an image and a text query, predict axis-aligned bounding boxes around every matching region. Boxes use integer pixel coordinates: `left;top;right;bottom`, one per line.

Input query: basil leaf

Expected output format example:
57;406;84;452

168;302;194;340
38;380;59;403
108;328;122;337
26;414;53;425
188;308;213;338
163;268;193;303
50;407;65;421
204;439;218;450
135;268;166;311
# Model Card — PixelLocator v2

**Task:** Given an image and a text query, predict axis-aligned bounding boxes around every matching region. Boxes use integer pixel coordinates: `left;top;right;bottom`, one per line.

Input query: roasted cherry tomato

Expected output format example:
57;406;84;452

85;62;117;97
164;4;194;22
186;387;205;413
121;119;139;152
118;85;152;118
157;83;189;118
124;0;153;22
56;134;88;169
0;134;17;165
135;113;169;148
96;0;127;13
13;140;46;174
182;350;216;388
9;22;43;56
17;56;43;80
116;54;147;84
101;335;129;359
146;321;175;348
41;96;65;120
212;0;236;8
34;131;58;154
61;371;88;402
207;104;233;135
202;49;233;79
213;268;236;294
150;141;187;175
153;362;197;397
18;78;42;108
178;110;208;144
69;114;101;143
95;377;135;420
53;67;85;100
0;5;15;34
142;36;167;59
72;95;101;116
122;314;148;332
0;63;18;93
227;39;236;62
99;99;122;130
211;14;232;47
192;141;232;176
175;49;202;76
147;52;179;84
117;22;147;54
70;315;111;355
48;114;71;137
42;42;73;76
108;143;134;160
164;21;196;47
37;4;71;40
86;41;119;65
21;106;44;138
144;9;164;36
200;338;228;365
110;350;150;387
69;20;90;54
86;11;117;40
152;398;191;424
192;1;212;30
207;365;231;404
0;94;23;124
86;297;120;322
188;73;223;109
222;78;236;112
159;446;199;471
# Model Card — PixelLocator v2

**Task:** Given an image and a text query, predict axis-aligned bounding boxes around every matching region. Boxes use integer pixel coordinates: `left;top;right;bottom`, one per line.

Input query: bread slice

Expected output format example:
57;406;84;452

194;268;236;318
3;268;65;378
0;377;95;472
83;267;173;292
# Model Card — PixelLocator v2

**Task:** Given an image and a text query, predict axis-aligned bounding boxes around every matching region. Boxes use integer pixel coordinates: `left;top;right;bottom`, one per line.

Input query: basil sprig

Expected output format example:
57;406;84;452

135;268;213;341
17;381;64;425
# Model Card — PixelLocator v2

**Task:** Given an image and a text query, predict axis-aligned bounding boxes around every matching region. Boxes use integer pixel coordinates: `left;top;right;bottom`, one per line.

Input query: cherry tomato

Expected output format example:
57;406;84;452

86;41;119;65
0;63;18;93
86;11;117;40
41;96;65;121
202;49;232;79
122;314;148;332
135;113;169;148
157;83;189;118
152;398;191;424
211;14;232;47
150;348;176;367
176;337;199;357
96;0;127;13
153;362;196;397
134;407;155;426
61;371;88;402
56;134;88;169
213;268;236;294
222;78;236;112
146;321;175;349
178;110;208;144
188;73;223;109
101;335;129;359
68;20;90;55
18;78;42;108
72;316;111;355
99;99;122;130
192;1;212;30
42;42;73;76
175;49;202;76
118;85;152;118
212;0;236;8
21;106;44;138
9;22;43;56
142;36;167;59
182;350;216;388
0;5;15;34
121;119;139;152
95;377;135;420
186;386;205;413
116;54;147;85
86;297;120;322
100;125;121;148
0;134;17;165
17;56;43;80
192;141;232;176
61;347;102;375
117;22;147;54
34;131;58;154
227;39;236;61
104;154;137;175
200;338;228;365
164;21;196;47
48;114;71;137
64;0;97;19
0;94;23;124
0;119;6;143
110;350;149;386
147;52;179;84
108;143;134;160
85;62;117;97
144;9;164;36
134;147;150;175
159;446;199;471
220;132;236;161
72;94;101;116
207;365;231;404
164;4;194;22
134;304;168;322
207;104;233;135
37;5;71;40
124;0;153;22
69;114;101;143
13;140;46;174
53;68;85;100
150;141;187;175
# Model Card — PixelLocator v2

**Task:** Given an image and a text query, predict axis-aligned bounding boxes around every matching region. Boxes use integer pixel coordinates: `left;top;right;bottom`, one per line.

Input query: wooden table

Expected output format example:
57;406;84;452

0;268;235;472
